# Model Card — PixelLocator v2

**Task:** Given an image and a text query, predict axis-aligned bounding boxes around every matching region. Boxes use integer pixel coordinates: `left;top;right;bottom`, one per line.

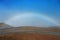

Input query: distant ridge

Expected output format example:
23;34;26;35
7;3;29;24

0;23;60;35
0;26;60;32
0;23;13;29
0;23;4;26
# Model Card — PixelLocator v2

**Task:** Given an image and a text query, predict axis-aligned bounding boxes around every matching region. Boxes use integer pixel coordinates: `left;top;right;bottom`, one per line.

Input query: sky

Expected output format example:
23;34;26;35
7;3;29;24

5;13;59;27
0;0;60;26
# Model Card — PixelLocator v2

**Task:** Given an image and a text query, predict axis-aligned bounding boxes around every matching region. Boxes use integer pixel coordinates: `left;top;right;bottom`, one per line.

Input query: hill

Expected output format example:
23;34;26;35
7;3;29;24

0;23;13;29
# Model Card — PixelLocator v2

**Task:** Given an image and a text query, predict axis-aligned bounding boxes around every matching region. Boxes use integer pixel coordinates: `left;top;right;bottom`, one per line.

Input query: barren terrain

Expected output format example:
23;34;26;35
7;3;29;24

0;23;60;40
0;33;60;40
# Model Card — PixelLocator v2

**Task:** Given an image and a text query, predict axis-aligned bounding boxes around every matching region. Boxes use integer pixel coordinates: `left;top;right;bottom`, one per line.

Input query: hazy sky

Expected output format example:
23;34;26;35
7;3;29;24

0;0;60;26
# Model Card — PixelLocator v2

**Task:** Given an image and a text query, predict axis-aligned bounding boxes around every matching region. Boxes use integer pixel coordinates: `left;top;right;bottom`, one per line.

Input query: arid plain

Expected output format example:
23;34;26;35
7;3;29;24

0;23;60;40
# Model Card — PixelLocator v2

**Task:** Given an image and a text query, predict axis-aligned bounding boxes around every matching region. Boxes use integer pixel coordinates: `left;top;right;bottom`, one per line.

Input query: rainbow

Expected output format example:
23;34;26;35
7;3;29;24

4;12;60;27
